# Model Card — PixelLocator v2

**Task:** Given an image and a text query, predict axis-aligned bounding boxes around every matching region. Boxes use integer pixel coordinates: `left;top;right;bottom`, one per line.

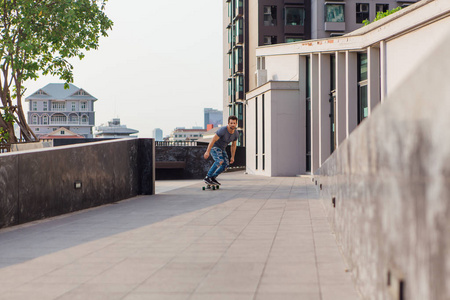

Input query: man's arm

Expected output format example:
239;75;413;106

204;134;220;159
230;140;237;164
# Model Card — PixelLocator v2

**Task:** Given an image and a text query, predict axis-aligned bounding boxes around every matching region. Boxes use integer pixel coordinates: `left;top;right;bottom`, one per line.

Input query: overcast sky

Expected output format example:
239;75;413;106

23;0;223;138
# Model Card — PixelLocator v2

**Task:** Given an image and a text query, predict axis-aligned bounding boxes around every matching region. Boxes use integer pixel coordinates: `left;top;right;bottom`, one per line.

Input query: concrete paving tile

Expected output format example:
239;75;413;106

257;281;321;294
262;262;318;283
255;293;320;300
321;284;360;300
57;291;127;300
189;293;254;300
71;283;139;293
0;283;79;300
195;262;265;293
122;293;190;300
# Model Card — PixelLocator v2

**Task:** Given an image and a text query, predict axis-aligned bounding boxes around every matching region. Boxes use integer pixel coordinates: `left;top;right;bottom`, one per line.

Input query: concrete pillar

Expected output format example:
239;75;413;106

318;53;331;166
336;51;347;147
298;55;307;174
346;51;358;137
311;54;320;173
380;41;387;103
368;46;381;114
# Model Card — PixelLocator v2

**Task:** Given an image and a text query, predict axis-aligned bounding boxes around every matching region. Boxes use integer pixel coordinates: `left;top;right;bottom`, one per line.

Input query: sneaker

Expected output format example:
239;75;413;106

204;176;214;185
211;177;221;185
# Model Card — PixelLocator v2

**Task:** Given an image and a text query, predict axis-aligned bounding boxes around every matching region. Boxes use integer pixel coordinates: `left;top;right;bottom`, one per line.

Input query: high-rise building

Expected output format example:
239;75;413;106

224;0;312;146
204;108;223;129
153;128;163;141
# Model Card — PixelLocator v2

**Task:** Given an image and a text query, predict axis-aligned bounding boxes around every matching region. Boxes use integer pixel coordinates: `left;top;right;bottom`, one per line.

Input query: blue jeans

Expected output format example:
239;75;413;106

207;147;229;178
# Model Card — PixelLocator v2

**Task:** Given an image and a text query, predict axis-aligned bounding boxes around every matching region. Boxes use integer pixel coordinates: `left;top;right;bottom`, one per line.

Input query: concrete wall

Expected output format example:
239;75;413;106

0;139;155;229
246;81;303;176
314;32;450;300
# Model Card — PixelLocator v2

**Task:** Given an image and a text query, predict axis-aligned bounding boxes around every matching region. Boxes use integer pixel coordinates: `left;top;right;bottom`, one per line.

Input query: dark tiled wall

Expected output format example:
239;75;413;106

0;139;154;229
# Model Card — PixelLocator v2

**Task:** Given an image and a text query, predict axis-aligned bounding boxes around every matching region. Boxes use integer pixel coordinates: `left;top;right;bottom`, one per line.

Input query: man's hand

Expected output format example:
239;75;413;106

230;157;235;164
204;152;210;160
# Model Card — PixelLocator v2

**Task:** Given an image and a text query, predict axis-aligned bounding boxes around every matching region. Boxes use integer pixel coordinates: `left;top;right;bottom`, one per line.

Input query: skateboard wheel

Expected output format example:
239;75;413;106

217;186;220;189
202;186;205;190
212;186;216;190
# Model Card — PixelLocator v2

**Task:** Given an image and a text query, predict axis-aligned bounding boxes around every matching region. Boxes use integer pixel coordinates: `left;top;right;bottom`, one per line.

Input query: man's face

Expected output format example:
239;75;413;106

228;119;237;130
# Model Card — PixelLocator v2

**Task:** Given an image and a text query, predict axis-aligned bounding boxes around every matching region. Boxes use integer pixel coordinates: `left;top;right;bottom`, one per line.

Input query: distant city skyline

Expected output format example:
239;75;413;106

22;0;223;138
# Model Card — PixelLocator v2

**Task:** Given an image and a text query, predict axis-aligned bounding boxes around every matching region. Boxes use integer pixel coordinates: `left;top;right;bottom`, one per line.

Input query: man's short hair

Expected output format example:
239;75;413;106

228;115;238;123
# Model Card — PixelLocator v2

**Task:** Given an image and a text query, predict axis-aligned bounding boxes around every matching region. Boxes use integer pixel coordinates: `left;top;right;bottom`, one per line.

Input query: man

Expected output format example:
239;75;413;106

203;115;239;185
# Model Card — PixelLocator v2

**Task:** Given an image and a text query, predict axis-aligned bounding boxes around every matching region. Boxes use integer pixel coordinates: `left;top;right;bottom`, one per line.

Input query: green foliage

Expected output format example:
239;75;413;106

0;108;14;143
0;0;113;142
363;6;402;26
0;0;114;87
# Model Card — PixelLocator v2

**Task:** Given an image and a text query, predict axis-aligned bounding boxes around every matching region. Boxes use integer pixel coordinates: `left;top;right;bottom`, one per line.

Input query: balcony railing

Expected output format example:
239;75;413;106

31;121;90;126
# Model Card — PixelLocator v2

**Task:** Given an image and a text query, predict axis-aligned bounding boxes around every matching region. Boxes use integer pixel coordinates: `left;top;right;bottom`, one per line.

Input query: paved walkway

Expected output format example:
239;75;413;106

0;172;360;300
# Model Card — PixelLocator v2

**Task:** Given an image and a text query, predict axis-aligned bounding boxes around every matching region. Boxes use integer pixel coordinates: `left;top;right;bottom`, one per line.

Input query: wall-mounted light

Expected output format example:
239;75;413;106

74;181;82;189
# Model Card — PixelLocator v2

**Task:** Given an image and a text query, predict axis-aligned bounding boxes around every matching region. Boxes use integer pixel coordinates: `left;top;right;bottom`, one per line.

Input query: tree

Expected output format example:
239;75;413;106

0;0;113;145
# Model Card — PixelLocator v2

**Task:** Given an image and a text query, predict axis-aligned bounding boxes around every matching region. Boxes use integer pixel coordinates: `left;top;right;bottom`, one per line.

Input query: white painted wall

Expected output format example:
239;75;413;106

385;17;450;96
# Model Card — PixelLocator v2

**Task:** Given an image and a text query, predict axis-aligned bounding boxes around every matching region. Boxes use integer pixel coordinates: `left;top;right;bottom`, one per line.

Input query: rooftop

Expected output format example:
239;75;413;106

0;172;358;299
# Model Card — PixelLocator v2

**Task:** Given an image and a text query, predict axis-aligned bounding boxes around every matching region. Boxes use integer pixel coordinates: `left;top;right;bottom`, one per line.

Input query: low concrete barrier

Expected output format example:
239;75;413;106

156;145;245;180
314;37;450;300
0;138;154;229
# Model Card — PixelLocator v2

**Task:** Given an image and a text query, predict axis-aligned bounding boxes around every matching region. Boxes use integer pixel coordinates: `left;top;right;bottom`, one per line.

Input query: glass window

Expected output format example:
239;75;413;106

43;101;48;111
32;115;38;124
236;75;244;92
71;102;76;111
32;101;37;111
236;18;243;37
264;36;277;45
356;3;370;24
285;36;303;43
376;4;389;13
358;85;368;122
285;7;305;26
358;53;368;124
234;47;243;65
264;6;277;26
81;102;87;111
358;53;368;81
42;115;49;125
325;4;345;22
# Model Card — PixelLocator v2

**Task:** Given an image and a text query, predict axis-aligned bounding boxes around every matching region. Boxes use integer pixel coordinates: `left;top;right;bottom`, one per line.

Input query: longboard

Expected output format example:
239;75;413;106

202;184;220;191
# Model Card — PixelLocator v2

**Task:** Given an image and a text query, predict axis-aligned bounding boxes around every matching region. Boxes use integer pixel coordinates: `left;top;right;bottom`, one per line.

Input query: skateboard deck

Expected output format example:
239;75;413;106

202;184;220;191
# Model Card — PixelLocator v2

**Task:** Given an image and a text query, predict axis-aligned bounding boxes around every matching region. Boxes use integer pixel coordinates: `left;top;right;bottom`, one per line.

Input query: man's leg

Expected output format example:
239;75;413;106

206;148;222;178
211;149;229;178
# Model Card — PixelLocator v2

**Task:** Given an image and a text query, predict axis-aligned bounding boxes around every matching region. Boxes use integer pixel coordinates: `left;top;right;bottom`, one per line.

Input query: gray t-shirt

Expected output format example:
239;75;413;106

213;126;239;150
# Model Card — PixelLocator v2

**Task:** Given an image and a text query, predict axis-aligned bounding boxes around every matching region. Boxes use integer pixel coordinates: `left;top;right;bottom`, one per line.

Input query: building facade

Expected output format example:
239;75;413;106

204;108;223;129
246;0;447;176
169;128;207;142
311;0;418;39
26;83;97;138
223;0;418;148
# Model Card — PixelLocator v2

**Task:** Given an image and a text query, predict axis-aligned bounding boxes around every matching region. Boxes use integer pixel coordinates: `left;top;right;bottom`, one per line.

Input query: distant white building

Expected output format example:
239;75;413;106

169;128;206;142
26;83;97;138
95;118;139;138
